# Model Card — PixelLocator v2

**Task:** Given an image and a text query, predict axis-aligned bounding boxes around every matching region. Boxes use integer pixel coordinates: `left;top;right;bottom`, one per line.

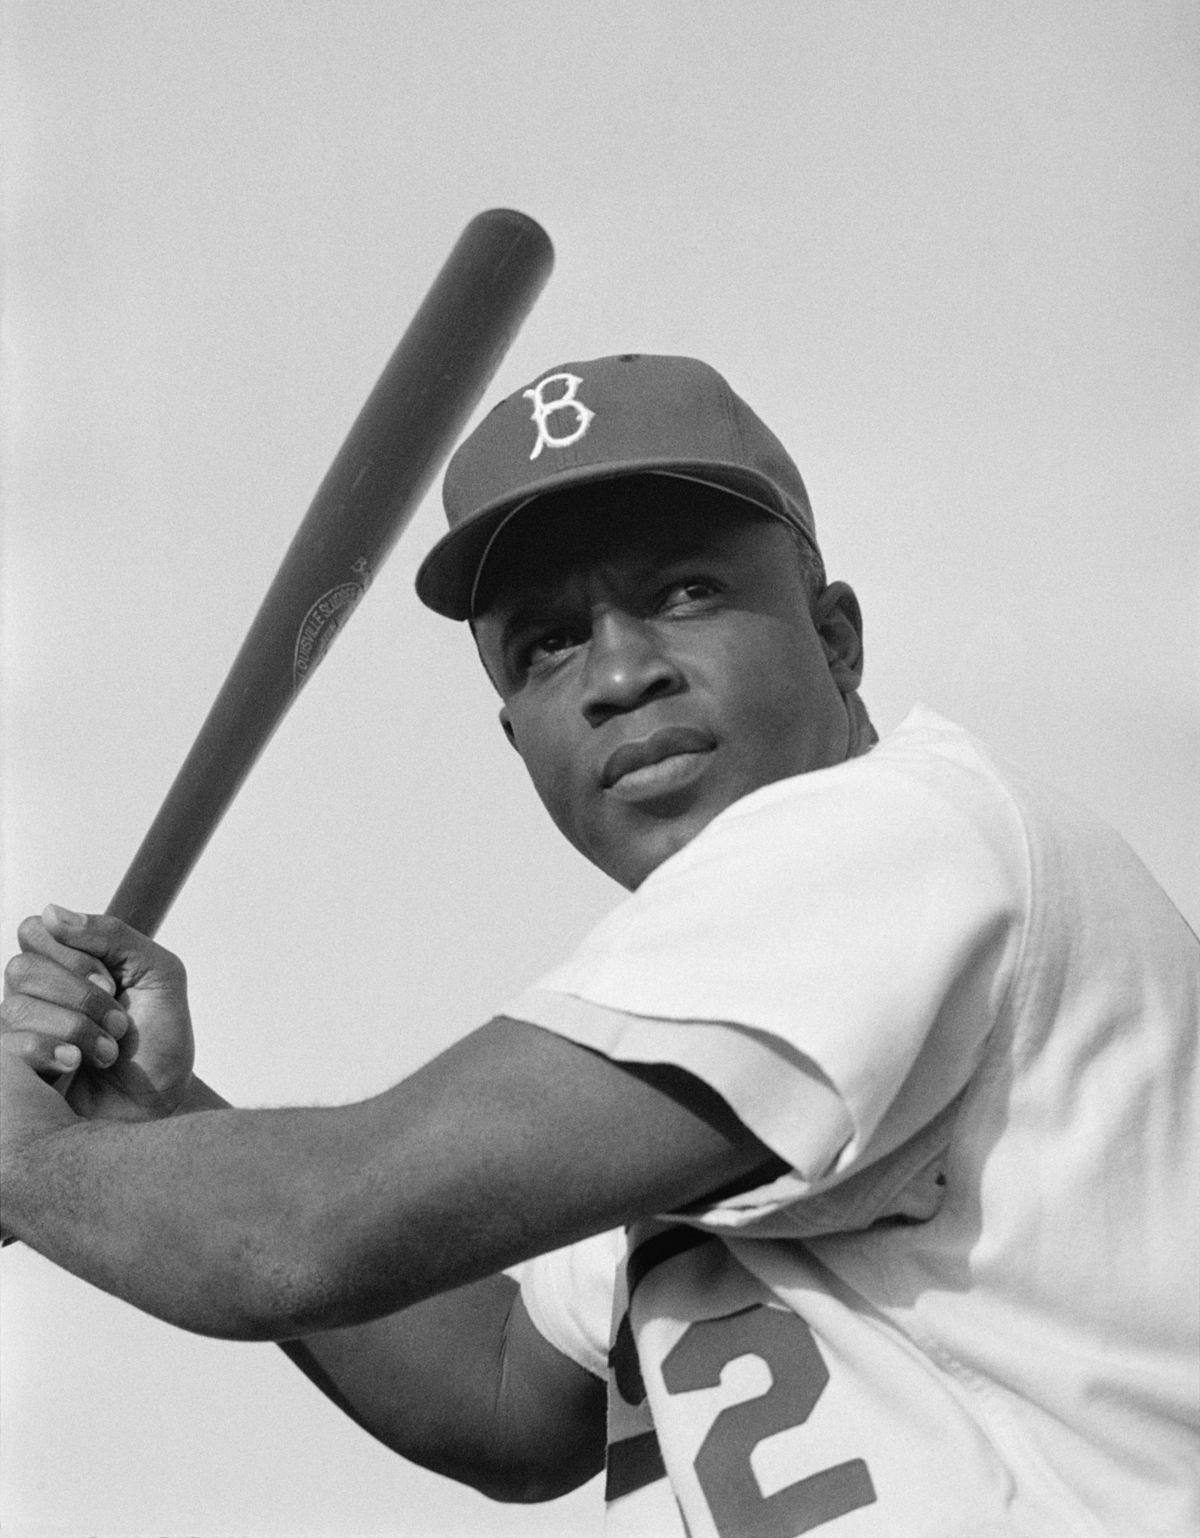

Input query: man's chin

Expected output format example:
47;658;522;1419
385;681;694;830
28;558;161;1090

596;803;724;891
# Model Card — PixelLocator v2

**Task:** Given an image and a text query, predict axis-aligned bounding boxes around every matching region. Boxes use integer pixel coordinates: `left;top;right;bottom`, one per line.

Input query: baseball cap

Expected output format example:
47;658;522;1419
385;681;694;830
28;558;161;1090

414;352;819;619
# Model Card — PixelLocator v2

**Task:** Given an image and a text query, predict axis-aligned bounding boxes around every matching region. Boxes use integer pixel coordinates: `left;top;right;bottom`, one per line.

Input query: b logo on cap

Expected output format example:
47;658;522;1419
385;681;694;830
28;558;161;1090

523;372;595;460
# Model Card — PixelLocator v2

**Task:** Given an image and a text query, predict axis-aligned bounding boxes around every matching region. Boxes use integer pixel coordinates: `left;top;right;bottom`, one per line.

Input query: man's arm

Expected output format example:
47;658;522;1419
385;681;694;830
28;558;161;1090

3;1007;772;1335
178;1077;606;1501
2;910;777;1498
1;912;625;1499
281;1283;606;1501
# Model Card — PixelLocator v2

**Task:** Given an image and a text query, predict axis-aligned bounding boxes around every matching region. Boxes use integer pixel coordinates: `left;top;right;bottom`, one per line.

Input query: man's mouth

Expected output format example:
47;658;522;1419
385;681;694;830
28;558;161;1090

601;727;716;801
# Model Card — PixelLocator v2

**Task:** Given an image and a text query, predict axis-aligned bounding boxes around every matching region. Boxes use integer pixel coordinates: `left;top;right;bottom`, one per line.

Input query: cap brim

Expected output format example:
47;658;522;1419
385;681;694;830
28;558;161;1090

415;460;809;620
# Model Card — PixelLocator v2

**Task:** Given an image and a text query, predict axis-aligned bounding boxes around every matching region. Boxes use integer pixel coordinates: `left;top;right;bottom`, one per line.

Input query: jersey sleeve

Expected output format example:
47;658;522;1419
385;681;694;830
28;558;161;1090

505;721;1030;1221
517;1228;625;1380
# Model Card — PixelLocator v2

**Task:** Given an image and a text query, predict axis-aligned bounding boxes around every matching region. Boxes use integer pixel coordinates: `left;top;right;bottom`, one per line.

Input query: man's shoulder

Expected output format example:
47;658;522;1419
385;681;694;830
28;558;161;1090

682;704;1023;862
602;705;1037;969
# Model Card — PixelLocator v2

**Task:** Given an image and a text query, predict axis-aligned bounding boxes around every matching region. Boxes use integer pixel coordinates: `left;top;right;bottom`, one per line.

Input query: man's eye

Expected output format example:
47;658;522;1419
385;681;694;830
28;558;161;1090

660;579;719;610
526;630;580;668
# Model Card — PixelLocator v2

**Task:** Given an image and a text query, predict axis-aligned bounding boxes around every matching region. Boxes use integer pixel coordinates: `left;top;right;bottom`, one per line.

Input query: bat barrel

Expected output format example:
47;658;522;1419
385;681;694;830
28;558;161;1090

107;209;553;936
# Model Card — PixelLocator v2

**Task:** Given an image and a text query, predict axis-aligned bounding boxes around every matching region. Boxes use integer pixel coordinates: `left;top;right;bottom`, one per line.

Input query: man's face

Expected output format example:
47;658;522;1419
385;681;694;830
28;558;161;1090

472;478;865;890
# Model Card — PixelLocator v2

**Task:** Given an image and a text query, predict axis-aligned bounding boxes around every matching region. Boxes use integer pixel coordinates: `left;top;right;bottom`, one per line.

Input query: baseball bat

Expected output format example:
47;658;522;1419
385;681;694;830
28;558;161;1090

104;208;553;938
0;209;552;1239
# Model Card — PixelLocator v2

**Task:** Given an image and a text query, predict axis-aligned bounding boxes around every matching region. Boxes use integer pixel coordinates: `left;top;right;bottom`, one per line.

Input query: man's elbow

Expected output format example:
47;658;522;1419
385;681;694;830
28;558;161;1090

456;1445;603;1505
413;1400;603;1506
467;1396;605;1504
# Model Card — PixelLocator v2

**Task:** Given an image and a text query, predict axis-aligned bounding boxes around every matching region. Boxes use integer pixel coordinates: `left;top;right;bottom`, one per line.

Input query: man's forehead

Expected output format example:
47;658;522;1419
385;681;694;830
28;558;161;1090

473;475;775;619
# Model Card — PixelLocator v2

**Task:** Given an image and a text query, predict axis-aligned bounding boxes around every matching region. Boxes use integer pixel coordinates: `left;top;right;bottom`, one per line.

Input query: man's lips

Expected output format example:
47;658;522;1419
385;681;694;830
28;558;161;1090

601;727;716;795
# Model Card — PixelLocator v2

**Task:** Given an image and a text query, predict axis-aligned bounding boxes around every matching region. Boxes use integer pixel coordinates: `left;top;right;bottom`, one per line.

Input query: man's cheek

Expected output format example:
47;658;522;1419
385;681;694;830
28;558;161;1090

531;759;588;849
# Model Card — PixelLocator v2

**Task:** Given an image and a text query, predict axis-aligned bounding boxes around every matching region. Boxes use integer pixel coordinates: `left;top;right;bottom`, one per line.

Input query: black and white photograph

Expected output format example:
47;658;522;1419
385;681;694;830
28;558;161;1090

2;4;1196;1534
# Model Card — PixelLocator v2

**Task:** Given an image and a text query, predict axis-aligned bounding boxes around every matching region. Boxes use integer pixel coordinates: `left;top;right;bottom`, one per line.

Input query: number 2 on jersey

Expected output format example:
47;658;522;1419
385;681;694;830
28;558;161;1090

661;1302;876;1537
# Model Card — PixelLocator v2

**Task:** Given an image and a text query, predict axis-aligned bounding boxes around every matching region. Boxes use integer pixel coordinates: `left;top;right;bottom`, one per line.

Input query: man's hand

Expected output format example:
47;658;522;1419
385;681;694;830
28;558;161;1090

1;907;195;1123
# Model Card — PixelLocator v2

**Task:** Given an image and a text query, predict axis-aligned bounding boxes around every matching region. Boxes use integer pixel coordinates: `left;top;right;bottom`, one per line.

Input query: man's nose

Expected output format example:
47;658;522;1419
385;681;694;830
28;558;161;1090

580;609;684;725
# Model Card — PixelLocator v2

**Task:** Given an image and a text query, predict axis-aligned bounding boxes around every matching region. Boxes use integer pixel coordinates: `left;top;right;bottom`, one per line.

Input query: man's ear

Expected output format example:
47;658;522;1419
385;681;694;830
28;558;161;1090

499;705;519;752
813;581;865;694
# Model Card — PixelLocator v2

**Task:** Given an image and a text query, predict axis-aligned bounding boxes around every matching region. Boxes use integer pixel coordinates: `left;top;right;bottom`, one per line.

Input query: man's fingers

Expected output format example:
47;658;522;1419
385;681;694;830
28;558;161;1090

1;1029;84;1078
0;992;125;1070
19;908;185;995
40;907;145;977
4;952;130;1036
16;913;117;995
2;950;132;1070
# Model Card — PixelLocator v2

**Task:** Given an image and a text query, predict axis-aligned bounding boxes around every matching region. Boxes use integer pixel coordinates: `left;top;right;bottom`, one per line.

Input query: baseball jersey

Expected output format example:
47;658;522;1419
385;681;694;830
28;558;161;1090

509;706;1199;1537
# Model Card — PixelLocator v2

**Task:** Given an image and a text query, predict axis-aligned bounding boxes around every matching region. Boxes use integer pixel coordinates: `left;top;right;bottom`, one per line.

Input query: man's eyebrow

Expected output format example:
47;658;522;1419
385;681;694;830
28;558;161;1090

484;532;738;640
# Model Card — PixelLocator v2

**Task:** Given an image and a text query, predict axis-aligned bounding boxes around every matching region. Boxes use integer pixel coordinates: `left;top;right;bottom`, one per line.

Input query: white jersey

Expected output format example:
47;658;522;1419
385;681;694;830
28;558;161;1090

511;707;1199;1537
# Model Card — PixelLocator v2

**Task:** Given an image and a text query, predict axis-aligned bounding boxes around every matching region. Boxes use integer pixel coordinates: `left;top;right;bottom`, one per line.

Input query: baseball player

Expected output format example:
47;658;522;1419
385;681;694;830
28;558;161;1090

3;355;1197;1536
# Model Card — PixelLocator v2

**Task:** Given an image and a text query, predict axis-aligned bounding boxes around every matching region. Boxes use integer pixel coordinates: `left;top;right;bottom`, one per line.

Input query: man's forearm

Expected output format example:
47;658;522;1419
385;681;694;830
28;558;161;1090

277;1276;603;1502
4;1099;393;1339
279;1279;521;1492
4;1030;578;1341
